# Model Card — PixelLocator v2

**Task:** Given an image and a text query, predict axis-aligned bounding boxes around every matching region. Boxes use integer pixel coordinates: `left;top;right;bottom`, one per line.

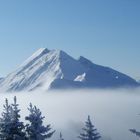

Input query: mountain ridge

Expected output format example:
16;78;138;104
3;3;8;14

0;48;139;92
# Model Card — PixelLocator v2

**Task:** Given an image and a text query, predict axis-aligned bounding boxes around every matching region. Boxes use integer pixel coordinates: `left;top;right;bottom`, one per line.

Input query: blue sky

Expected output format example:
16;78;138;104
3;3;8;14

0;0;139;79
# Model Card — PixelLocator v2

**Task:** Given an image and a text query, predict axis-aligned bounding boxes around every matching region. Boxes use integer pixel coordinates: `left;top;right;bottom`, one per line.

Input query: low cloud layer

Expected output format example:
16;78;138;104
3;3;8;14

0;88;140;140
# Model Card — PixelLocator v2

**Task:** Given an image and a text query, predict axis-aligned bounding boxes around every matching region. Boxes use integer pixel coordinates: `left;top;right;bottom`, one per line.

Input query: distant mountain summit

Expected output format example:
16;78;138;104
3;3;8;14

0;48;139;92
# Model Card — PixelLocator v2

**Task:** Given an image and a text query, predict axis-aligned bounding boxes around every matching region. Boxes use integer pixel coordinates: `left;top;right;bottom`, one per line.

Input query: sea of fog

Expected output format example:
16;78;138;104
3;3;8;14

0;89;140;140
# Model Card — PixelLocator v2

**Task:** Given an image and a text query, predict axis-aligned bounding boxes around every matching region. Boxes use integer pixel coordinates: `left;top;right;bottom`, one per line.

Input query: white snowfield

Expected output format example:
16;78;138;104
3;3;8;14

0;48;139;92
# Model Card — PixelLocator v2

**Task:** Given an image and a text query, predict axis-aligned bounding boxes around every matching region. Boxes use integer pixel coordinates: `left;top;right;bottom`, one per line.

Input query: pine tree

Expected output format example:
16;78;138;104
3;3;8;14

0;97;26;140
25;103;55;140
10;96;26;139
58;132;64;140
78;116;101;140
0;98;13;139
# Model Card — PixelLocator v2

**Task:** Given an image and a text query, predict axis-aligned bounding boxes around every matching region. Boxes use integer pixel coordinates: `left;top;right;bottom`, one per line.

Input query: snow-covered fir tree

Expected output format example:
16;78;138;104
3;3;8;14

78;116;101;140
0;97;26;140
25;103;55;140
58;133;64;140
0;98;12;139
10;96;26;139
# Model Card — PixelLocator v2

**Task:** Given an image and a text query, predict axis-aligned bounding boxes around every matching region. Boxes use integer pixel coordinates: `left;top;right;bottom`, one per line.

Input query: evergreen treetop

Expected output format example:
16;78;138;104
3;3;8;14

25;103;55;140
78;116;101;140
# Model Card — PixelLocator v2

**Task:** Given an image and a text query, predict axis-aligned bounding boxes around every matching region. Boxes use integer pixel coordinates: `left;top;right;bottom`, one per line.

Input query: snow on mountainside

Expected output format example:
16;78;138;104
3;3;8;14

0;48;139;92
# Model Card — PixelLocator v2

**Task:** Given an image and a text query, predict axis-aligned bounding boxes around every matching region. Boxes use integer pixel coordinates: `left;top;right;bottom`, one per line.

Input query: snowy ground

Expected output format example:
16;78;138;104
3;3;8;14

0;88;140;140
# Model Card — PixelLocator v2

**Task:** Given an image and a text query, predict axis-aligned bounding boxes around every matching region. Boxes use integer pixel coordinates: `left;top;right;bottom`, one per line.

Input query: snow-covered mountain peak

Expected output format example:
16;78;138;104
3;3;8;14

49;49;86;81
0;48;139;92
36;47;50;54
27;48;50;60
52;49;74;61
20;48;50;67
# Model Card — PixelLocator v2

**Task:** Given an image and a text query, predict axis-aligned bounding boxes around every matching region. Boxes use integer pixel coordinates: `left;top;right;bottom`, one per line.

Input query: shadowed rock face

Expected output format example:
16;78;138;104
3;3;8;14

0;48;139;92
77;56;139;88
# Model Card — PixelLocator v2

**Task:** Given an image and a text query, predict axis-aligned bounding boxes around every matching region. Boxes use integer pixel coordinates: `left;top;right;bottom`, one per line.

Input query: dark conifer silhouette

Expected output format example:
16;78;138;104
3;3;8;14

78;116;101;140
0;97;26;140
25;103;55;140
